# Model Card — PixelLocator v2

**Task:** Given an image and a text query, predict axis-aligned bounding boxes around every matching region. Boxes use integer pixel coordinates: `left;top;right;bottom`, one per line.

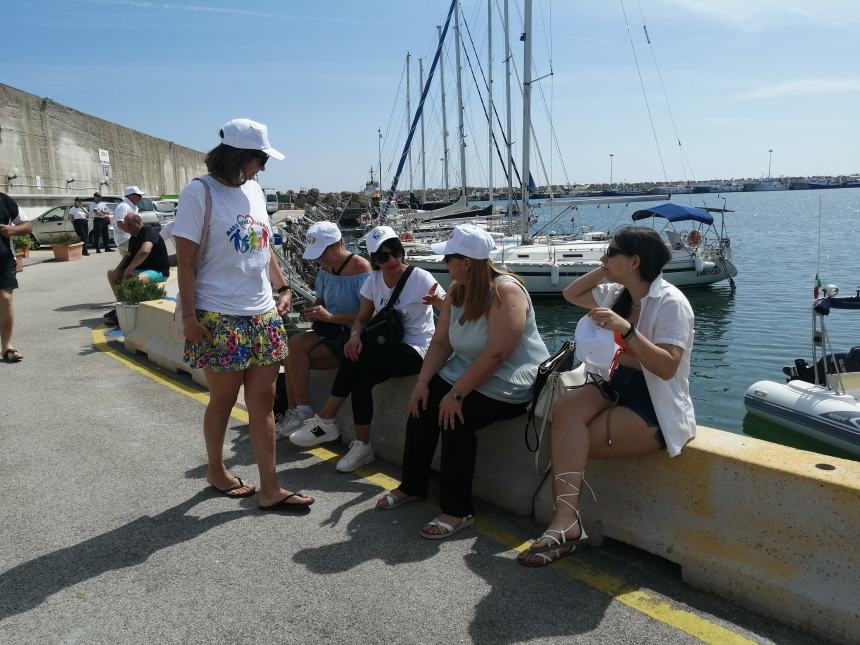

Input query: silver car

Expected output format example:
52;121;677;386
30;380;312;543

29;203;116;248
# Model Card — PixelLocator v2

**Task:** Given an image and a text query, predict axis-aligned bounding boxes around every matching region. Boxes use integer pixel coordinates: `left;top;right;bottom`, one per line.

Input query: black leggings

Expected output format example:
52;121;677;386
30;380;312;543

72;219;89;250
330;343;423;426
399;374;528;517
91;217;110;251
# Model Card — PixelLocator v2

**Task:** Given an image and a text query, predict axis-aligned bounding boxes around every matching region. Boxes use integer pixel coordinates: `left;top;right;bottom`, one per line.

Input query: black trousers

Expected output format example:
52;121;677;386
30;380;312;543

72;219;89;254
91;217;110;251
330;343;423;426
399;374;528;517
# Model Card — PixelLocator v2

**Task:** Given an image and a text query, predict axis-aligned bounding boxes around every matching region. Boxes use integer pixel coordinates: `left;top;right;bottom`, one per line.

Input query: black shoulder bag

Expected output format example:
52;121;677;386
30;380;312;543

524;340;576;452
361;266;415;353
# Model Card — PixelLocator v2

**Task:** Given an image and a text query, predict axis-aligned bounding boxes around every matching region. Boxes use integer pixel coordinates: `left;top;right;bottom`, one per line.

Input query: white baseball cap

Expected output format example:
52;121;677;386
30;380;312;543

124;185;145;197
302;221;342;260
220;118;285;160
364;225;399;253
430;224;495;259
574;315;618;372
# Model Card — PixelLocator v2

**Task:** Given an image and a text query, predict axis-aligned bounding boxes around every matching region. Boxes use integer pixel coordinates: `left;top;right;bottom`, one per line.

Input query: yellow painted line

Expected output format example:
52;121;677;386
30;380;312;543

93;327;755;645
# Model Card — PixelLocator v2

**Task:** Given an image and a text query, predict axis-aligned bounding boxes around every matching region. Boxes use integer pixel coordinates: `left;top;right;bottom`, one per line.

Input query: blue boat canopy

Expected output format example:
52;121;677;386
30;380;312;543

631;203;714;225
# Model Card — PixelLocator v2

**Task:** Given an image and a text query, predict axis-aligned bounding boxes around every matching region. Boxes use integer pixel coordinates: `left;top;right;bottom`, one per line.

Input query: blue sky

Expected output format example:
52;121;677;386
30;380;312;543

4;0;859;192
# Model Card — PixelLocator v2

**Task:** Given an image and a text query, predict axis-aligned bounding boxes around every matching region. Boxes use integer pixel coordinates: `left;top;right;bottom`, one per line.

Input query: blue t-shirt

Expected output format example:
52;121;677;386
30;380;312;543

314;269;369;315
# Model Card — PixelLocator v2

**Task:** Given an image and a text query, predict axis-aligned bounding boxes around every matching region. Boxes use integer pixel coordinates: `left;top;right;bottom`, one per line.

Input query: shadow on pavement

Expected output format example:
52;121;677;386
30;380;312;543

0;490;245;621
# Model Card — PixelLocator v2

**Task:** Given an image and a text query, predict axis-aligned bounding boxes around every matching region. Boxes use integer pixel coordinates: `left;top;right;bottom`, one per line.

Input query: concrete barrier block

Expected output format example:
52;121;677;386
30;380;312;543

535;427;860;642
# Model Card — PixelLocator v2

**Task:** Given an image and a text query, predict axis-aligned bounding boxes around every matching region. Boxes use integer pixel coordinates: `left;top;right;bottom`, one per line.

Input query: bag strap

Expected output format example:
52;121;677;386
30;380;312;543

382;265;415;311
333;253;354;276
191;176;213;272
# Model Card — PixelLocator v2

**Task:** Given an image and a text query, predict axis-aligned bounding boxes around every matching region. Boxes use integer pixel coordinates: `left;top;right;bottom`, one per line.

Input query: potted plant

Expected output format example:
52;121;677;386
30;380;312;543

114;279;167;335
50;232;84;262
12;235;32;258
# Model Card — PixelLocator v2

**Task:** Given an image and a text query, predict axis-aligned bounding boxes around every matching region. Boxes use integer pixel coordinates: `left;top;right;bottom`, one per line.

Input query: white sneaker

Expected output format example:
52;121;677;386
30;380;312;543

275;408;314;438
289;415;340;447
336;440;375;473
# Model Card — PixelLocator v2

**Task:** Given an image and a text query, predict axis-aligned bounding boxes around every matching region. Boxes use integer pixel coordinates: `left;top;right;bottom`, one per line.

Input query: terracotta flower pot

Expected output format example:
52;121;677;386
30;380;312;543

52;242;84;262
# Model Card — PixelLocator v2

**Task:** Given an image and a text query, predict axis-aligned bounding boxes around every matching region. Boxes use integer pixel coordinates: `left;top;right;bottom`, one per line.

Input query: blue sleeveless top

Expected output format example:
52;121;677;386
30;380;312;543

439;275;549;403
314;269;369;314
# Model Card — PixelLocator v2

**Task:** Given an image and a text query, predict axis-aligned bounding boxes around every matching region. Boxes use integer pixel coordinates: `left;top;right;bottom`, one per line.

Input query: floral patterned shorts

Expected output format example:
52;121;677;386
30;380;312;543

183;308;287;372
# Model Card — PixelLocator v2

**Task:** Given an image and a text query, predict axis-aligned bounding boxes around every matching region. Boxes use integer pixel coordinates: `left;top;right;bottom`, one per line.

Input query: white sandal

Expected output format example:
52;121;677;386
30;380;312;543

376;490;419;510
517;542;577;567
420;514;474;540
527;471;596;555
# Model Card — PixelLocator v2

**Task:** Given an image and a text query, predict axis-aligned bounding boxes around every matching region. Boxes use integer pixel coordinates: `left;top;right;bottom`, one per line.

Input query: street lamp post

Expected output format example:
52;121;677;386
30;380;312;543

768;149;773;179
609;153;614;187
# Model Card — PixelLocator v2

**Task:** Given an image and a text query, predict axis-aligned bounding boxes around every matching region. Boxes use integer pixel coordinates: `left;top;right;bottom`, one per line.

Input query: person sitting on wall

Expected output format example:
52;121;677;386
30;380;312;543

276;221;372;438
105;213;170;321
289;225;445;473
517;226;696;567
376;224;549;540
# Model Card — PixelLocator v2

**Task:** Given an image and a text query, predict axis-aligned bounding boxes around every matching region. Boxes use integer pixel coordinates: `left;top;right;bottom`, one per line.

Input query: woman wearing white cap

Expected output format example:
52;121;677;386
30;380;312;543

518;226;695;566
289;225;445;473
376;224;549;540
173;118;313;512
276;221;372;436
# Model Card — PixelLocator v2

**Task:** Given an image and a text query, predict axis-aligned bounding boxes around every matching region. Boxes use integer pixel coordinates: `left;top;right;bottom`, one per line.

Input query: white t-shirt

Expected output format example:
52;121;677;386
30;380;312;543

173;176;275;316
113;198;137;245
592;277;696;457
69;206;88;220
360;266;444;358
90;201;110;217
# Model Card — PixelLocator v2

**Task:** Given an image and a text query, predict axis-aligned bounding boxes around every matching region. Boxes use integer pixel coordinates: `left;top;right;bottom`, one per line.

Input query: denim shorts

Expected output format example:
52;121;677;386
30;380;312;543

599;366;665;449
183;308;288;372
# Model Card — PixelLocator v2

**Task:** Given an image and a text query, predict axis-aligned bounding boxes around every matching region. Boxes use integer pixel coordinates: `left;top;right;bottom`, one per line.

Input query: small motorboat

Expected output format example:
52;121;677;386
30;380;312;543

744;286;860;456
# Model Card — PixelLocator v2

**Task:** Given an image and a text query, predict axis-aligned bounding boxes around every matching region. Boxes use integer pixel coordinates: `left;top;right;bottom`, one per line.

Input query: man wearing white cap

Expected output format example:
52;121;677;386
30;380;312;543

103;185;144;324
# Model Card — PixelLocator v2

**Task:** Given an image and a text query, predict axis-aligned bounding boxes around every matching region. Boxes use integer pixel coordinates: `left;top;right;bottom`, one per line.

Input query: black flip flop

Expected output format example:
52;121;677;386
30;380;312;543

258;492;315;512
208;476;256;499
2;348;23;363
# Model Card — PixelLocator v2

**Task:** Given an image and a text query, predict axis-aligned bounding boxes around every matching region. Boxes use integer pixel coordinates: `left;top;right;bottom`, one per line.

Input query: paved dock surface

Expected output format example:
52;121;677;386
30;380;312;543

0;250;822;644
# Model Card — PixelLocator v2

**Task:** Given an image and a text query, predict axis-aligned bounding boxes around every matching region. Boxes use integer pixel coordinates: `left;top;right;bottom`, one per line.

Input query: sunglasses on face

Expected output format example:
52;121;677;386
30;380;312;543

443;253;466;263
254;151;269;166
373;249;402;263
605;246;629;257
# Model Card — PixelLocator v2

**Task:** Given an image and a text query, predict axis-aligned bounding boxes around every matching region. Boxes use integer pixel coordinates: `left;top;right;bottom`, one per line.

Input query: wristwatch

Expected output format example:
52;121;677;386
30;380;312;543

451;390;465;402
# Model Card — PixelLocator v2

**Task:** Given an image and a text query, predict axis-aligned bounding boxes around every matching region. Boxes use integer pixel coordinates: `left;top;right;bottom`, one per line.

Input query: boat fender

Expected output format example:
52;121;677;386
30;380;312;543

694;256;704;273
550;263;560;285
399;231;414;242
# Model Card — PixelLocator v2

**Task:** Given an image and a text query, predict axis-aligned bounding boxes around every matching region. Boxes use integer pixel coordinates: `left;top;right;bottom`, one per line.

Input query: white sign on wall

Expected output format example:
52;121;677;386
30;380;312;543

98;149;110;163
100;162;112;183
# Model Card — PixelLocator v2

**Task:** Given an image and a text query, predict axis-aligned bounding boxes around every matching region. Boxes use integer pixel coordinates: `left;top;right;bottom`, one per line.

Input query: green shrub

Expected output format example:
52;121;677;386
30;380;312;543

12;235;33;251
51;232;81;245
115;279;167;304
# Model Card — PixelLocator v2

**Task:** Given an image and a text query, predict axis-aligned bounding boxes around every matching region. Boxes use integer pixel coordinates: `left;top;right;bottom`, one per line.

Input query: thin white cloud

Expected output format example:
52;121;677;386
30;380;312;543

661;0;851;29
740;79;860;99
85;0;277;19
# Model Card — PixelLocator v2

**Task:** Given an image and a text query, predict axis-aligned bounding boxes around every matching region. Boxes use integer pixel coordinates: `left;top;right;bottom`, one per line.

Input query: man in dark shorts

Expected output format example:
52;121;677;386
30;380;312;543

104;213;170;325
0;193;33;363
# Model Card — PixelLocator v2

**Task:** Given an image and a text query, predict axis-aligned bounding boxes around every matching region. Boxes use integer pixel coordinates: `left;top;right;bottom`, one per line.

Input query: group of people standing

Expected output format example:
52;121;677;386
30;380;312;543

174;118;696;564
67;192;114;256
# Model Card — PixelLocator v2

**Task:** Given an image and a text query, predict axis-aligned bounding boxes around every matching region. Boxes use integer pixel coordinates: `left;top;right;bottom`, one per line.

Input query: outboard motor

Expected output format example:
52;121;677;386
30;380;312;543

783;346;860;383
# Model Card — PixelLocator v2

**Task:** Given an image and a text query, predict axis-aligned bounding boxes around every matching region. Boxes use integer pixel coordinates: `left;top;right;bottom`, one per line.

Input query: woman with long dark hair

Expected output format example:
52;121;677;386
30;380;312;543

376;224;549;540
174;118;313;512
518;226;695;566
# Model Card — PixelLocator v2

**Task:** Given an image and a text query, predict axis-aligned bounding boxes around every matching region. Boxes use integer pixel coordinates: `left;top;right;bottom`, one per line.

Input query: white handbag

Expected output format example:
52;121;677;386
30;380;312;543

531;364;587;472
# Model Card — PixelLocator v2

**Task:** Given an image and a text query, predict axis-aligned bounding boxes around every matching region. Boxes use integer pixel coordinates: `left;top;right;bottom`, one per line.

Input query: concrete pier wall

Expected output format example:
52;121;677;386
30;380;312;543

0;83;205;199
122;299;860;643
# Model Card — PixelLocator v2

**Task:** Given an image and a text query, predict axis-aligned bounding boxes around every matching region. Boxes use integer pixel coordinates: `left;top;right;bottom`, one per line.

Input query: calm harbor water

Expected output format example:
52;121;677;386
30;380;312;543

525;188;860;460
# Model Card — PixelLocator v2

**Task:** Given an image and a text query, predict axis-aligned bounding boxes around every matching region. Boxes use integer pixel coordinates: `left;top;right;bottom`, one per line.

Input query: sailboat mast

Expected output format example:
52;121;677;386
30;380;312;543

504;0;513;222
419;57;427;203
520;0;533;242
487;0;494;205
406;52;413;192
454;1;468;200
438;25;450;200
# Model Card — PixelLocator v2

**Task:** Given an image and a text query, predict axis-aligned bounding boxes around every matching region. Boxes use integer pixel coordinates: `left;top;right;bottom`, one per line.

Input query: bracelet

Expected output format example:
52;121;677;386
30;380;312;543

621;323;636;341
276;285;291;295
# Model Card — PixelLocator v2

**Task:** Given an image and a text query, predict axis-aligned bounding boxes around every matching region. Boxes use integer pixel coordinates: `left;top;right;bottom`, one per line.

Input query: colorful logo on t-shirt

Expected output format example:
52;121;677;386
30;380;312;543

226;214;269;253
